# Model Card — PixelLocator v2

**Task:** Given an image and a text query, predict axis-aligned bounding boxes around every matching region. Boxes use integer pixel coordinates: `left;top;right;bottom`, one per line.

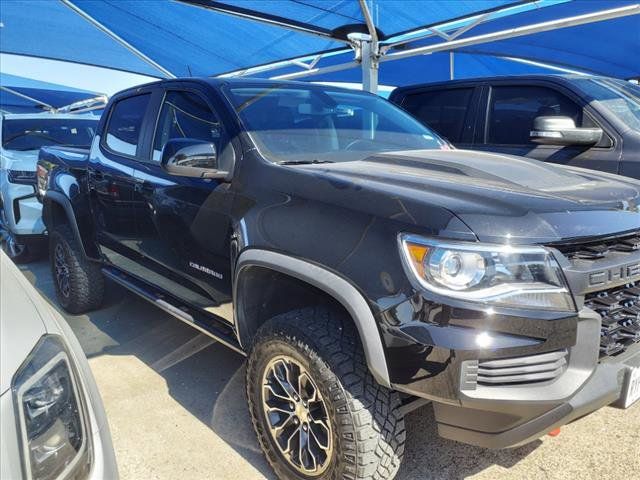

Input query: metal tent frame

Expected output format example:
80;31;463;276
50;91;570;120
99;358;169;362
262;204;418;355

56;0;640;94
194;1;640;94
0;85;107;114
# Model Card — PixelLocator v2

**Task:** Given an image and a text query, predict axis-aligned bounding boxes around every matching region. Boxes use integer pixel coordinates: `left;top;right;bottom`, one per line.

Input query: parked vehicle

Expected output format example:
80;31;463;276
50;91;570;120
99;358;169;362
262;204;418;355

0;113;99;262
0;251;118;480
37;78;640;480
389;74;640;179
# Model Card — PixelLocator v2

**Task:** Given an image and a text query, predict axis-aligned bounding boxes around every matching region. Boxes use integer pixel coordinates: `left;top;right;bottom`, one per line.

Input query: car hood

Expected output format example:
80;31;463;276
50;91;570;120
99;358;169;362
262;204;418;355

0;149;39;171
0;253;47;394
295;149;640;243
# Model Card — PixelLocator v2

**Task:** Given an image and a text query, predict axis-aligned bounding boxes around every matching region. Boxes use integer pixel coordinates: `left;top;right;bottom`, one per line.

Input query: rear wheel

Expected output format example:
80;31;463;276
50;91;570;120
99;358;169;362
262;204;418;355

247;306;405;480
49;224;104;314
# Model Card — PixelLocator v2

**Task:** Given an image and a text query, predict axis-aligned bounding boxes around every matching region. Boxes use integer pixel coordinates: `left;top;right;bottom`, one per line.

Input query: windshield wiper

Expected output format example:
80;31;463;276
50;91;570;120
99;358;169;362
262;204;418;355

277;159;335;165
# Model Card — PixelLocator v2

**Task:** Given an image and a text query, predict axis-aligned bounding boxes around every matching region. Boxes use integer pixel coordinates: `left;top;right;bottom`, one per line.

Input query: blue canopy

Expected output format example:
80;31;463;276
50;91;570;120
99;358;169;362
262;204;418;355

0;73;101;114
0;0;638;85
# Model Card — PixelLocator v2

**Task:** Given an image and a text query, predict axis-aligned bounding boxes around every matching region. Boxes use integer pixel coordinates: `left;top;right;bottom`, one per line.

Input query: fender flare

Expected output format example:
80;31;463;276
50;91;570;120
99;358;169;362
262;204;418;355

43;191;91;259
235;249;391;387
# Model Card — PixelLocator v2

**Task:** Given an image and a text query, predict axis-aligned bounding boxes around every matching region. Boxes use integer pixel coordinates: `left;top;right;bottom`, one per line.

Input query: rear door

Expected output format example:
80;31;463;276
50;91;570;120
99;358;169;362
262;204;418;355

89;91;153;268
474;81;620;173
129;85;235;322
393;85;481;148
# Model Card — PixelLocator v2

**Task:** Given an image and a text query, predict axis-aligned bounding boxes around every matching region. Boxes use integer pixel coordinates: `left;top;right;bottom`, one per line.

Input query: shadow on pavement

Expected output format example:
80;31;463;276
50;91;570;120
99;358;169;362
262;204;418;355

19;260;541;480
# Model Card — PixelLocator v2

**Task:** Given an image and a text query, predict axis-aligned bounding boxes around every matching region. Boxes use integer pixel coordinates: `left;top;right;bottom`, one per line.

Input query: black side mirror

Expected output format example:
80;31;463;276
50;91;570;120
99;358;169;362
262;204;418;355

530;116;603;146
161;138;228;179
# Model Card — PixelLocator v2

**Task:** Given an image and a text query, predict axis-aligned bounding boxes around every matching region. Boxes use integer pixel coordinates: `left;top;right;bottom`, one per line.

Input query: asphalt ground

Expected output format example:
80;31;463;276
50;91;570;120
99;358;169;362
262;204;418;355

16;259;640;480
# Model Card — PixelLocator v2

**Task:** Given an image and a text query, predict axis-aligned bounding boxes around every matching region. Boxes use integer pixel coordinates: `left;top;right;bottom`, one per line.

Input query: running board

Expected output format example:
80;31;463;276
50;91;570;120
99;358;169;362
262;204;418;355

102;266;245;356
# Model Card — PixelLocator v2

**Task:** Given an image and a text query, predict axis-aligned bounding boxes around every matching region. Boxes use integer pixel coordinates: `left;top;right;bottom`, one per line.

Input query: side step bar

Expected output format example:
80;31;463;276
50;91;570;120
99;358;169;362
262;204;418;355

102;266;245;356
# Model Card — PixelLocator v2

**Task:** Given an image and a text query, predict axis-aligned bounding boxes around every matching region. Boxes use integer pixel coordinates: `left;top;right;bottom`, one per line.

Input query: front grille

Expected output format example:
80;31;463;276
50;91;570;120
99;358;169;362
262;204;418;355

584;282;640;357
556;231;640;260
476;349;568;386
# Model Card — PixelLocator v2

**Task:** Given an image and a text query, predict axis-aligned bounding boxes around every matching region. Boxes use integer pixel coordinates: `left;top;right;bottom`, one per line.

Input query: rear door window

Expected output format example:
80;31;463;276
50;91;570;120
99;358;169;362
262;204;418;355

487;86;582;145
104;93;151;157
401;88;474;143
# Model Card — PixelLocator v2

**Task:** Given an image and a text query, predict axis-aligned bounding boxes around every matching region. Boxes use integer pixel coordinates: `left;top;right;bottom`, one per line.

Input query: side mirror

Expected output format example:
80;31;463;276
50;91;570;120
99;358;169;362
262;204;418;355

161;138;228;179
530;116;603;146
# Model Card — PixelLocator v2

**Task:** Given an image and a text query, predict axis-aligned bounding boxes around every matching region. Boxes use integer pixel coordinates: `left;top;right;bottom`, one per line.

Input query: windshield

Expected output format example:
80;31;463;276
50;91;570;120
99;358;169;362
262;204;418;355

573;78;640;131
1;118;98;151
224;84;448;163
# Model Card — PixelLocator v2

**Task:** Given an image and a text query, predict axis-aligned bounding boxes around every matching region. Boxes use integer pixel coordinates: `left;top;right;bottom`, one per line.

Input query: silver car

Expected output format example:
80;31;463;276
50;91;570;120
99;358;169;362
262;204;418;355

0;252;118;480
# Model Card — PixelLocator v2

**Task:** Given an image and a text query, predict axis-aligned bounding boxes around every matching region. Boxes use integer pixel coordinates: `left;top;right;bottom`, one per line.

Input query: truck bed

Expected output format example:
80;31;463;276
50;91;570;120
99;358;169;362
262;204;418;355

38;145;90;169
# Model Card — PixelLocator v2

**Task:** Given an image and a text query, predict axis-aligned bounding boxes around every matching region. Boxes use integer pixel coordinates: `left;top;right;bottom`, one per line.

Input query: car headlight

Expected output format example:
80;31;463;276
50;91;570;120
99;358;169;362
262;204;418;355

12;335;91;480
399;234;575;312
7;169;37;185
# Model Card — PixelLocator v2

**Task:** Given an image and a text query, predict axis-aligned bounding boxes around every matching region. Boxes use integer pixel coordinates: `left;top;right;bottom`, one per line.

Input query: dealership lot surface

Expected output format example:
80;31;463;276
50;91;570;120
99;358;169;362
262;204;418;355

18;260;640;480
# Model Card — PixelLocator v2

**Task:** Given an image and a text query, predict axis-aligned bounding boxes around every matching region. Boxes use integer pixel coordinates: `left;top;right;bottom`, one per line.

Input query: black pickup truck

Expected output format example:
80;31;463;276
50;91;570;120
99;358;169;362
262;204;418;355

389;75;640;179
37;78;640;480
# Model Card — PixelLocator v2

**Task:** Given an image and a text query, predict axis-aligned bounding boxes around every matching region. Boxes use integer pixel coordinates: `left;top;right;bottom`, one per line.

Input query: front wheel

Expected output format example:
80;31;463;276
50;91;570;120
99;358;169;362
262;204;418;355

247;307;405;480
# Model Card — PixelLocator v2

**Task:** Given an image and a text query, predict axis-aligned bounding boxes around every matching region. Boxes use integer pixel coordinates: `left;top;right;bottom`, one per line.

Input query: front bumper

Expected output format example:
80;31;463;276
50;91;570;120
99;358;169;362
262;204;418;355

381;300;639;449
436;341;639;449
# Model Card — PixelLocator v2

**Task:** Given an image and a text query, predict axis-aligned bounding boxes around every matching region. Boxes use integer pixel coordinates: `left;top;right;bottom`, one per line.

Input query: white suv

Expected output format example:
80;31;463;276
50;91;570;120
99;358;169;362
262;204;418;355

0;113;98;262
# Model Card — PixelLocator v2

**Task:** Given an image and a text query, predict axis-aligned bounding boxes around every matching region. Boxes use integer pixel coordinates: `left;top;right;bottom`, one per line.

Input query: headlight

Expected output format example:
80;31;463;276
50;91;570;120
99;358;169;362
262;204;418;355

399;234;575;312
12;335;91;480
7;169;37;185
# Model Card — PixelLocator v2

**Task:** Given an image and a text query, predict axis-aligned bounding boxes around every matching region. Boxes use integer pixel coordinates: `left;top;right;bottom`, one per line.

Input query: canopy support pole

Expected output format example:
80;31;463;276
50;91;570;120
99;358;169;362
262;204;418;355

360;37;379;94
59;0;176;79
357;0;379;94
450;52;454;80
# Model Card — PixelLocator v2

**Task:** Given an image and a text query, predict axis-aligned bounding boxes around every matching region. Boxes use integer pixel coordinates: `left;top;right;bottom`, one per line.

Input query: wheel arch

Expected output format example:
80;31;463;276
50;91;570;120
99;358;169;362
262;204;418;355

43;191;99;259
234;249;391;387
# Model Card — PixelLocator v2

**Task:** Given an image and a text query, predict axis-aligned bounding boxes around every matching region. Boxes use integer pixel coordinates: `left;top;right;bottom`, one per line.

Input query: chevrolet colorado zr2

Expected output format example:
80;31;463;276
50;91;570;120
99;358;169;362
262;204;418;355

36;78;640;480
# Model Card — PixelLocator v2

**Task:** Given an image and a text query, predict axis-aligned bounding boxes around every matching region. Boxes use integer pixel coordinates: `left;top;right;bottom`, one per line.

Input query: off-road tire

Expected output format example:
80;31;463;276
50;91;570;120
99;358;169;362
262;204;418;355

49;223;104;314
247;306;405;480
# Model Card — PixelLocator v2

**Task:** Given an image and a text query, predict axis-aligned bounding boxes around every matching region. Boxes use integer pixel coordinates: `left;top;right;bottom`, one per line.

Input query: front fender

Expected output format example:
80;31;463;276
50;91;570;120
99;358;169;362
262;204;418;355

43;190;100;260
235;249;391;387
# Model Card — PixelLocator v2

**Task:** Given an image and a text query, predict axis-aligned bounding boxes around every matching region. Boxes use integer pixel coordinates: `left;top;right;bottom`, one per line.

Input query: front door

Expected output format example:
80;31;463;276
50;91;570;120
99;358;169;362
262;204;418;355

474;84;620;174
131;88;234;322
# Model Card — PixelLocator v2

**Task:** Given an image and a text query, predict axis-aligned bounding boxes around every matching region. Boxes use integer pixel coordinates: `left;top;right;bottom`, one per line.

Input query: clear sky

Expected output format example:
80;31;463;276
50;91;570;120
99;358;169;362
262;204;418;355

1;53;159;96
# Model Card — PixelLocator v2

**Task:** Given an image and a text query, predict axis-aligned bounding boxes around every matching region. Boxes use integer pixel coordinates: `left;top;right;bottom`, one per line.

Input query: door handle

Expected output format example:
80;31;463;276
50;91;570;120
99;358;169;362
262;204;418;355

133;177;153;193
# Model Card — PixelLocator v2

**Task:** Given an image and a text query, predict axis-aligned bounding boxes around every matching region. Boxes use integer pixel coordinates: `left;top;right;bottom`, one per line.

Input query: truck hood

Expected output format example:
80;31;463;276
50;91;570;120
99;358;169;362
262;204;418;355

0;149;39;171
297;149;640;243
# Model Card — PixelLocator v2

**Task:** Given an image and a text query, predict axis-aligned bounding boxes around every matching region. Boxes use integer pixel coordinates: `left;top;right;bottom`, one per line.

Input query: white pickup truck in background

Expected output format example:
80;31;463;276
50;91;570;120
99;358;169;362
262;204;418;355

0;112;100;262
